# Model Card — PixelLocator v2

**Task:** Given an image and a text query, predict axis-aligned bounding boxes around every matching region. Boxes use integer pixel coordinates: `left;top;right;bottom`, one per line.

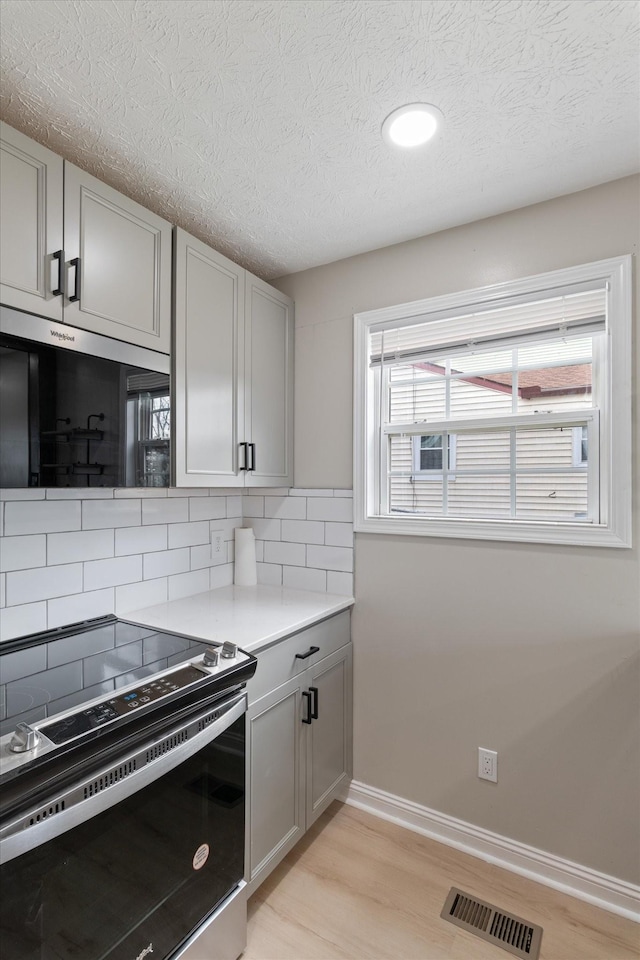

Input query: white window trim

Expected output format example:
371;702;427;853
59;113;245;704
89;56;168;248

353;256;632;548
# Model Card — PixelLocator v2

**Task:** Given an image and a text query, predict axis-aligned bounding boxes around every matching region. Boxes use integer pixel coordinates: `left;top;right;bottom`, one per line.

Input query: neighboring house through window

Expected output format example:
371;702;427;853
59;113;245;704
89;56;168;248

354;256;632;547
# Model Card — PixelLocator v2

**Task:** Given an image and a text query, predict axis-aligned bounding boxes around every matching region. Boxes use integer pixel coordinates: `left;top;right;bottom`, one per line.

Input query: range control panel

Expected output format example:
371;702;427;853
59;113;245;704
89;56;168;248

41;665;207;745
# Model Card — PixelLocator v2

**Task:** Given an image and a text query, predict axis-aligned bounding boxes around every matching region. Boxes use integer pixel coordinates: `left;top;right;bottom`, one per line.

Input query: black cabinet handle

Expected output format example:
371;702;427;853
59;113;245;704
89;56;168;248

52;250;64;296
68;257;80;303
301;690;312;724
295;646;320;660
249;443;256;472
239;442;248;471
310;686;319;720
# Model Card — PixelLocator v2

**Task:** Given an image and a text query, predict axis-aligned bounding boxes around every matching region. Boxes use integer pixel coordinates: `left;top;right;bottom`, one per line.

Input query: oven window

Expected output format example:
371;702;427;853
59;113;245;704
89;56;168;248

0;718;245;960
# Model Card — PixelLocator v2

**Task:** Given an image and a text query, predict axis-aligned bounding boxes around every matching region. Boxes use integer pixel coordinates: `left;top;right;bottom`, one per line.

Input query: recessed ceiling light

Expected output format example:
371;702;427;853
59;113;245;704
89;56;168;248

381;103;443;148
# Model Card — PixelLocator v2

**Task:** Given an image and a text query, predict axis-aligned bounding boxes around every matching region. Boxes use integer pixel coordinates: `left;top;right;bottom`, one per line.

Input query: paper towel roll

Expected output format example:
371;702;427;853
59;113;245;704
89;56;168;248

234;527;257;586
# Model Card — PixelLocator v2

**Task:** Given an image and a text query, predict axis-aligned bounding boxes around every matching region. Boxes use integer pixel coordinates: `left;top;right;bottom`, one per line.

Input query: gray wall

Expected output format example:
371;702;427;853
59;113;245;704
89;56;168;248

275;175;640;885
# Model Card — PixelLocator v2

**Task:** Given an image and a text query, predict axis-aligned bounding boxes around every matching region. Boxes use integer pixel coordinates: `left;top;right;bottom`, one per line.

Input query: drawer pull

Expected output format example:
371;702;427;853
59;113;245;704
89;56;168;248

301;690;313;724
295;646;320;661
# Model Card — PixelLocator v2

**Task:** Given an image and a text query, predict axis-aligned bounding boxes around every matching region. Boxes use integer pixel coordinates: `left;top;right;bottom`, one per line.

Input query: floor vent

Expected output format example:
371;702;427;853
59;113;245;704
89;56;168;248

441;887;543;960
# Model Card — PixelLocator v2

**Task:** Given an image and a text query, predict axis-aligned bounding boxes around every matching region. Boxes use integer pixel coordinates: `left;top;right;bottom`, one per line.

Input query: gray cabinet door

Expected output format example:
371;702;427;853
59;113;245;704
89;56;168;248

244;274;294;487
246;675;305;893
0;122;63;321
63;163;171;352
306;644;353;827
173;228;245;487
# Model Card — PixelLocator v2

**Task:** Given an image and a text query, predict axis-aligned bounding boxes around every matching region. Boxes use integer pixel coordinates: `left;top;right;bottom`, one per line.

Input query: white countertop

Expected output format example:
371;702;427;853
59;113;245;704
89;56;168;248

123;585;354;653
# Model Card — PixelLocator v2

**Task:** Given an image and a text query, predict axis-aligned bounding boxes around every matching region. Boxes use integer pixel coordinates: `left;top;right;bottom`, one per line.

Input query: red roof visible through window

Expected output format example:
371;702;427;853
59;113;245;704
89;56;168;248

415;362;592;398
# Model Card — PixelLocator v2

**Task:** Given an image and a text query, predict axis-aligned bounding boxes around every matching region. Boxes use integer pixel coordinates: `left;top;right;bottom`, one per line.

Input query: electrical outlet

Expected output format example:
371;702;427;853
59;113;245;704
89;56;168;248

211;530;224;560
478;747;498;783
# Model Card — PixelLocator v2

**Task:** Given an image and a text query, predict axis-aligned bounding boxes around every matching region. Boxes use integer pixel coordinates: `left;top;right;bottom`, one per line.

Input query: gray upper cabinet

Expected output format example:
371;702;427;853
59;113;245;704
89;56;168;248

63;163;171;352
173;229;245;487
0;121;64;322
0;123;171;353
173;227;294;488
244;274;294;487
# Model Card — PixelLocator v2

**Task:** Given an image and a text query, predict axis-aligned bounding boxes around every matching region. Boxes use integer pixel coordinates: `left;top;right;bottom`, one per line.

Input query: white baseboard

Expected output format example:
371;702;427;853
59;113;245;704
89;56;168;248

341;780;640;922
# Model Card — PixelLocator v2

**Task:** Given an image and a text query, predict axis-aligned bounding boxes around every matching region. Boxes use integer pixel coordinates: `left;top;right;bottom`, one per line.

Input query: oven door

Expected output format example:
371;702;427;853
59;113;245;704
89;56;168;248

0;692;247;960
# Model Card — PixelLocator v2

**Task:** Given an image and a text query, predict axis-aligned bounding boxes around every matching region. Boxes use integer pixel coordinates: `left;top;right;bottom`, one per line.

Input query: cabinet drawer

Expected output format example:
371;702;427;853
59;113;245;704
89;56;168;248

248;611;350;705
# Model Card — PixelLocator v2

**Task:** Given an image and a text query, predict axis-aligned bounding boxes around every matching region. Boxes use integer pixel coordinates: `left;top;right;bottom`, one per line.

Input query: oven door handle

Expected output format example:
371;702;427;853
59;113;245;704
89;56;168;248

0;691;247;865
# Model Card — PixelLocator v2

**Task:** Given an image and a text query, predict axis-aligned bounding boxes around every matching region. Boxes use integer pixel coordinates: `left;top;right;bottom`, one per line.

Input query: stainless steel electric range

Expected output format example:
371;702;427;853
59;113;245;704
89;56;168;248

0;615;257;960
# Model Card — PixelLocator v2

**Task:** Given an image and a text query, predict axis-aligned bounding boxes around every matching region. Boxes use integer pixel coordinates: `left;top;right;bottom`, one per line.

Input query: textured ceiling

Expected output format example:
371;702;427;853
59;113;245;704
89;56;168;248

1;0;638;279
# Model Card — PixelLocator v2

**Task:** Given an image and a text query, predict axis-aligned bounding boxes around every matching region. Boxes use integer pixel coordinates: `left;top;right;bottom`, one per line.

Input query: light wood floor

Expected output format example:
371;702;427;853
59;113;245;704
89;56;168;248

244;802;639;960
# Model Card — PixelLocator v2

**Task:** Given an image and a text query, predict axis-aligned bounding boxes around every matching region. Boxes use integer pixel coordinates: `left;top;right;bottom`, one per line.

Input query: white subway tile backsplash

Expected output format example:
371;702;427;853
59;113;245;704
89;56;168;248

168;569;210;601
226;496;243;518
189;498;226;522
83;499;141;530
209;564;234;589
324;522;354;548
168;521;210;549
283;565;327;592
327;571;354;596
307;498;353;522
210;518;241;541
48;529;114;565
0;602;48;641
1;535;47;572
84;555;142;591
116;577;167;615
115;524;167;557
248;518;281;541
115;487;167;498
143;548;190;580
263;540;306;566
191;544;215;570
5;500;81;536
0;487;353;633
242;496;264;518
142;498;188;525
7;563;83;606
264;496;306;519
0;489;46;500
47;589;115;628
0;574;5;608
46;489;113;500
281;519;324;545
249;487;290;496
257;562;283;586
306;544;353;572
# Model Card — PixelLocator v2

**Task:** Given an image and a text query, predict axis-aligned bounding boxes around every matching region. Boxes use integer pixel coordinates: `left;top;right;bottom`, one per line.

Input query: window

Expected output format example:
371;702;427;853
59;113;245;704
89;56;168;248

126;372;171;487
412;434;456;477
354;257;632;547
572;425;588;466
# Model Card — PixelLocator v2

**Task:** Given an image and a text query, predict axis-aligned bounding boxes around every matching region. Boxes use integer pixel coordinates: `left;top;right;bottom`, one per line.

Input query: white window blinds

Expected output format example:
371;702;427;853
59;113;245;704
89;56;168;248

369;287;606;365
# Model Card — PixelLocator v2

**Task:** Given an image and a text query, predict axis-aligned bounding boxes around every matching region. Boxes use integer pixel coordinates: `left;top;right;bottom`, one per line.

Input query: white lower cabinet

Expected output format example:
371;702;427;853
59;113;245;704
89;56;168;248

245;612;352;894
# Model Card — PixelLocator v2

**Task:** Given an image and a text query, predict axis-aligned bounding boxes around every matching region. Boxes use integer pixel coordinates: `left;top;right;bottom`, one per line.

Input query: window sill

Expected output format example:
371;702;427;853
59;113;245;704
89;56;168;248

354;514;631;548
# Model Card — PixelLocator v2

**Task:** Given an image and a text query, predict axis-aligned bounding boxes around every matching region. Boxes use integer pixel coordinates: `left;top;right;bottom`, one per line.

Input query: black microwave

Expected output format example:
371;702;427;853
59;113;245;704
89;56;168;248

0;307;171;489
